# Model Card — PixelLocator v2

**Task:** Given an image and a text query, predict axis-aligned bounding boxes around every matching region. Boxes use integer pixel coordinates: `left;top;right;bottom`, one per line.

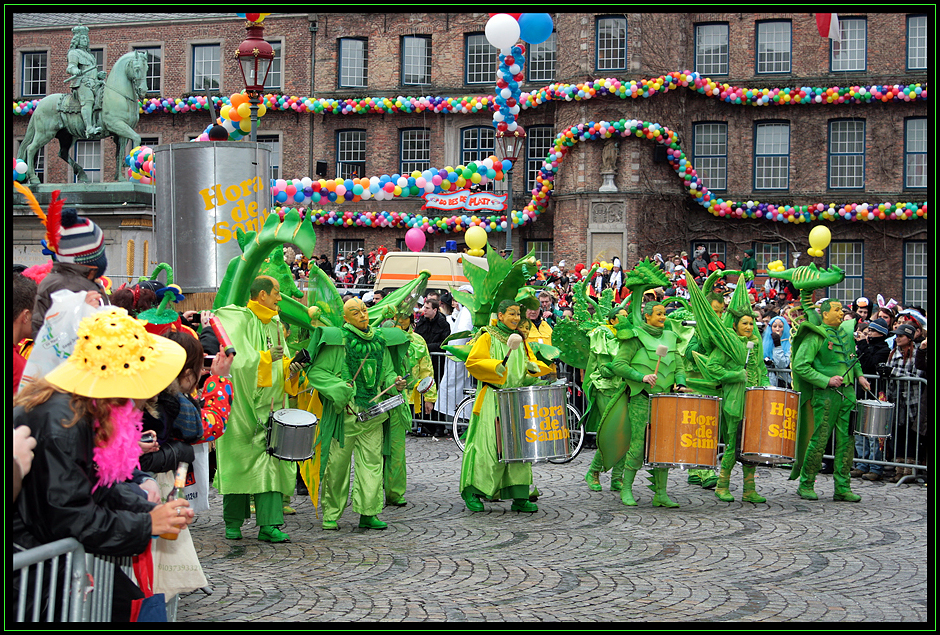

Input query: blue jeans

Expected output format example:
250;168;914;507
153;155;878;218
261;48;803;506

853;434;883;475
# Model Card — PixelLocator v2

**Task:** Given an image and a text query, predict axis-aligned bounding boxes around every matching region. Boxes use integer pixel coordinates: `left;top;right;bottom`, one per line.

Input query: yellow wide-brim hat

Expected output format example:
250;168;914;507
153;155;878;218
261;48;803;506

45;307;186;399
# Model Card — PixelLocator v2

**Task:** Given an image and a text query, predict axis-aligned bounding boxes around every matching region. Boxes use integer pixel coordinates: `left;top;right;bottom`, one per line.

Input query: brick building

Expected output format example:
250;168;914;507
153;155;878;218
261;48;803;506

12;12;929;305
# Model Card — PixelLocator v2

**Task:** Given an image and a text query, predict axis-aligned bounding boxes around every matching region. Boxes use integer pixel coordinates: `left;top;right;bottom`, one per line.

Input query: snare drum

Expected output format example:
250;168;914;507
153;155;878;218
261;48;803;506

646;394;720;469
740;387;799;465
495;385;569;463
855;399;894;438
266;409;318;461
356;394;406;422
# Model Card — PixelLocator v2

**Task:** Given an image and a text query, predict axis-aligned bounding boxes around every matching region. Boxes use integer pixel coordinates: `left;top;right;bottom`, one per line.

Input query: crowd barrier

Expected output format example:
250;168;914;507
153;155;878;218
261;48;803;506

416;352;928;482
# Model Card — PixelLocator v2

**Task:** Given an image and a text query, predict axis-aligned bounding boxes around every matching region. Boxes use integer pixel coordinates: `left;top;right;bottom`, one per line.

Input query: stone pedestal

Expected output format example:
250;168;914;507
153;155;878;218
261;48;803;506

599;171;618;192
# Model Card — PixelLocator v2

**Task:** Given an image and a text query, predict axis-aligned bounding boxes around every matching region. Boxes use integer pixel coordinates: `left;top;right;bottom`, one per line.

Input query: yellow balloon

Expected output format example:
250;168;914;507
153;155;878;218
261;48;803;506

237;102;252;120
467;248;485;257
238;117;252;132
808;225;831;252
465;225;488;250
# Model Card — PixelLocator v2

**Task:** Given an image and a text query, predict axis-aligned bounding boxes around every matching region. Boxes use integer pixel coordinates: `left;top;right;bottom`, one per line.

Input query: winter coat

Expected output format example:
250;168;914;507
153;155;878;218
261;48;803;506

414;312;451;353
31;261;110;339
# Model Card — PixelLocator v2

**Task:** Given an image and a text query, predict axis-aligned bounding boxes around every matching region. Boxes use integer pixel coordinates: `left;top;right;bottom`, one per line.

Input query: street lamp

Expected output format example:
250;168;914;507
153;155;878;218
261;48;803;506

234;21;274;142
495;127;525;257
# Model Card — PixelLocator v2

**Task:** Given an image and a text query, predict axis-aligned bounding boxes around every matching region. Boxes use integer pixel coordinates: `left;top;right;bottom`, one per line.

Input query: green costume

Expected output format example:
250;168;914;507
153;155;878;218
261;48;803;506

459;324;552;510
582;323;628;491
213;301;296;537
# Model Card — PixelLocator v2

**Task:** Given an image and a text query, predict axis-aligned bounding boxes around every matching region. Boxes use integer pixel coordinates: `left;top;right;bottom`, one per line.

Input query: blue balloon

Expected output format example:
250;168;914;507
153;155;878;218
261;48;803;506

502;159;512;172
519;13;553;45
276;191;288;203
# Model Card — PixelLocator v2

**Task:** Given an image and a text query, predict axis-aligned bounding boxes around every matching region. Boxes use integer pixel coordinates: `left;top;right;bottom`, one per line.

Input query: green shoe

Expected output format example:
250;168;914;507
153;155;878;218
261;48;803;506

358;515;388;530
258;526;290;543
510;499;538;513
701;474;719;490
610;478;624;492
687;473;702;486
652;494;680;508
529;487;540;502
282;505;297;515
833;491;861;502
322;520;339;530
742;491;767;503
714;488;734;502
462;490;484;512
386;497;407;507
584;470;602;492
620;488;637;506
797;485;818;501
224;526;243;540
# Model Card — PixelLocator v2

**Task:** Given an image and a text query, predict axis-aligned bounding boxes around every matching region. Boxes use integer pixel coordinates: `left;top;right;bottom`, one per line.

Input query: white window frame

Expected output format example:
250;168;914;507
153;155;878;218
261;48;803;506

402;36;431;86
525;126;554;195
256;134;282;183
525;240;554;266
828;120;865;190
904;118;926;189
72;140;102;183
264;40;283;91
907;15;928;70
336;130;367;180
596;16;627;71
339;38;368;89
21;50;48;97
754;122;790;190
527;32;556;82
400;128;431;176
903;241;927;308
826;241;864;302
695;24;728;76
831;17;866;72
693;122;728;191
192;43;221;92
465;34;497;85
756;21;791;74
133;45;163;94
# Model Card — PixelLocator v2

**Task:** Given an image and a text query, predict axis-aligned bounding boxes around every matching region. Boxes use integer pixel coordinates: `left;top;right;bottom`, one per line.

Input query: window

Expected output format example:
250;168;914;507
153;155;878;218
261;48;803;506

525;126;554;195
461;126;496;191
72;140;102;183
91;48;105;73
828;120;865;189
527;32;556;82
402;36;431;85
831;17;866;72
336;130;366;180
826;241;864;302
17;140;44;184
400;129;430;176
335;239;365;265
133;46;162;93
192;44;221;91
525;240;554;266
904;118;927;189
465;34;497;84
264;41;282;90
257;134;281;182
693;123;727;191
753;242;788;272
695;24;728;75
21;51;47;96
690;241;726;265
596;16;627;71
339;38;368;88
138;136;159;149
903;241;927;307
907;15;927;70
756;21;791;74
754;122;790;190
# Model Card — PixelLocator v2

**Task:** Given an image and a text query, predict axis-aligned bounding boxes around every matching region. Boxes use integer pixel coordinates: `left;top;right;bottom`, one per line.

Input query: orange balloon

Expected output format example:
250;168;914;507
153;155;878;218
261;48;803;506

230;93;250;108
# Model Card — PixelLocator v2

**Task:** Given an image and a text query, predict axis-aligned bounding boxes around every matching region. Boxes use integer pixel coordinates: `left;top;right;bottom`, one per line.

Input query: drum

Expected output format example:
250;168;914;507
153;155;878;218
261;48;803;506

495;385;570;463
266;409;317;461
740;387;800;465
855;399;894;438
646;394;720;469
416;376;433;394
356;394;406;422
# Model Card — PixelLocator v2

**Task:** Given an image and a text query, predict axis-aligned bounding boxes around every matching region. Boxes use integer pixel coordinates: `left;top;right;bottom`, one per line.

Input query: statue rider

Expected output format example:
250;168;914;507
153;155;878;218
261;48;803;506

66;26;104;138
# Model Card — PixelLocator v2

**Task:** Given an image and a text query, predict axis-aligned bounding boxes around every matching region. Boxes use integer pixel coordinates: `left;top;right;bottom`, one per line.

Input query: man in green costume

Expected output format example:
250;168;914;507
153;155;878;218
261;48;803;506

305;297;409;530
791;299;870;502
601;300;687;507
459;300;553;513
383;313;438;507
214;276;299;543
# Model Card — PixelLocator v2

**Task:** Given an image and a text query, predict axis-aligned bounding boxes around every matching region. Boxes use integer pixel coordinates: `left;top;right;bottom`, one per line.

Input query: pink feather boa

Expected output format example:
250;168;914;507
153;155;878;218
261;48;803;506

22;261;54;284
92;399;144;491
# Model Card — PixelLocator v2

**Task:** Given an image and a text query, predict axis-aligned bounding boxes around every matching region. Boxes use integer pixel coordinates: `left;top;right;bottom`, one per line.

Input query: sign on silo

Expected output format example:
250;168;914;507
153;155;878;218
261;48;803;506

153;142;271;292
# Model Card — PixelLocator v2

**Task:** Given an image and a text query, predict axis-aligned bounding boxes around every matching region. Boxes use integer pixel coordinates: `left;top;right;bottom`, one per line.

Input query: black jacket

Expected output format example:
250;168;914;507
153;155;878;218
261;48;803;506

414;312;450;353
13;392;155;557
856;337;891;375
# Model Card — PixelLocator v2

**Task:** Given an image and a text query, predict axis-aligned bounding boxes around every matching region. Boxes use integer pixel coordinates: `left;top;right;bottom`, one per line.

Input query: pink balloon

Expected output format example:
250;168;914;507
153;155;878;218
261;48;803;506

405;227;426;252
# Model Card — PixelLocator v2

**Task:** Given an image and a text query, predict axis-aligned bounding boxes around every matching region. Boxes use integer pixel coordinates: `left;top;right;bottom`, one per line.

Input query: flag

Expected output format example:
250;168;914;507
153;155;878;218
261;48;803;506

816;13;841;42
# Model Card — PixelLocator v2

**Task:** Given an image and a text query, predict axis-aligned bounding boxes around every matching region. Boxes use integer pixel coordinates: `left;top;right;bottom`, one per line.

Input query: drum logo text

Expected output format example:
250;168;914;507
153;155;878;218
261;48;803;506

522;403;569;442
680;409;717;449
767;402;797;440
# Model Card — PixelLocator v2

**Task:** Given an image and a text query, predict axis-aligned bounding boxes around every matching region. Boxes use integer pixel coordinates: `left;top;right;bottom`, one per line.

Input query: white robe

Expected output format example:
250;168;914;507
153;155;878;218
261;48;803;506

434;305;474;417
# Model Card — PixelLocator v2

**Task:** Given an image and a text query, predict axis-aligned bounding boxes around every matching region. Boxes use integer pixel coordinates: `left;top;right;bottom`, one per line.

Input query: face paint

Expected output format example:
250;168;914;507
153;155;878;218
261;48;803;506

498;305;521;331
822;302;843;327
736;315;755;339
258;281;282;311
344;299;369;331
645;305;667;329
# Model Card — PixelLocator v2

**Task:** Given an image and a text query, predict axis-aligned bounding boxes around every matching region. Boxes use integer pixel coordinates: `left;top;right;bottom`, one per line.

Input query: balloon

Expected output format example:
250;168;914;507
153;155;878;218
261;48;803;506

405;228;426;252
485;13;521;51
465;225;488;250
518;13;554;44
808;225;832;257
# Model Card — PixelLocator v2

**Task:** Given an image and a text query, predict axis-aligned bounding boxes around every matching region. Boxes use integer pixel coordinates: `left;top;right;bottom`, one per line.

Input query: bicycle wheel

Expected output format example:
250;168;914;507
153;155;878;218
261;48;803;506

452;396;475;452
548;404;586;464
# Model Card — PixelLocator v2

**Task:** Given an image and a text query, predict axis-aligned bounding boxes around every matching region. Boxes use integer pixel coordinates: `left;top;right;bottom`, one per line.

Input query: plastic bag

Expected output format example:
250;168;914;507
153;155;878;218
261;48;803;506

19;289;106;390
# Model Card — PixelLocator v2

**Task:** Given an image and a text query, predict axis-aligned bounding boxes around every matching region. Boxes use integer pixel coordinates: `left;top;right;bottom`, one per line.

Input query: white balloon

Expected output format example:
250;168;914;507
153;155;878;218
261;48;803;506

370;176;380;186
509;64;521;75
493;111;505;122
485;13;520;51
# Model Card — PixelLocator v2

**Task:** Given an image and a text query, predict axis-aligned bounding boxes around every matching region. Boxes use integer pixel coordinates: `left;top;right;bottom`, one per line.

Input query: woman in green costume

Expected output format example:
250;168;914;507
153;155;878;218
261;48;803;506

459;300;553;513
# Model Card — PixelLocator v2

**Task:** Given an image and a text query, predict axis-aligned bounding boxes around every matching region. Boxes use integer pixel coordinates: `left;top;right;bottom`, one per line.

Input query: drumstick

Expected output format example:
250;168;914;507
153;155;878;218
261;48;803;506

652;344;668;377
744;341;755;368
369;373;411;403
500;334;524;368
350;354;370;384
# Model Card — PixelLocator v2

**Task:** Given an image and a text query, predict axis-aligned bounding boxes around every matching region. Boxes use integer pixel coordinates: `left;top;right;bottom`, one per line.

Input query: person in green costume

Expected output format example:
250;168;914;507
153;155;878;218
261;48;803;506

791;299;870;501
582;306;629;492
306;297;409;530
685;272;770;502
383;312;438;507
603;300;687;507
459;300;553;513
214;276;301;543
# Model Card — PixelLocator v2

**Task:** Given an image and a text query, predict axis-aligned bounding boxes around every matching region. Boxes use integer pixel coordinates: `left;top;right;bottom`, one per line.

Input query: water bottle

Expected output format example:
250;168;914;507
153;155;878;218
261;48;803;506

159;462;189;540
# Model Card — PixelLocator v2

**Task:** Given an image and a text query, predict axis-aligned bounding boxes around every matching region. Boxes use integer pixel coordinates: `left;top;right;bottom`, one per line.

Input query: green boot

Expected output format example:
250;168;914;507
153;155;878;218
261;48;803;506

650;469;679;508
510;498;538;512
796;476;818;501
610;457;626;491
358;515;388;530
714;467;734;502
461;489;484;512
741;465;767;503
584;452;603;491
620;469;638;506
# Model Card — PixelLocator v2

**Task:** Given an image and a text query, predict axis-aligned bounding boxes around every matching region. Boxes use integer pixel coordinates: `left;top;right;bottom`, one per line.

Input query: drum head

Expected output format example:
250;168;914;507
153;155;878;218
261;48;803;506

274;408;318;426
416;377;433;394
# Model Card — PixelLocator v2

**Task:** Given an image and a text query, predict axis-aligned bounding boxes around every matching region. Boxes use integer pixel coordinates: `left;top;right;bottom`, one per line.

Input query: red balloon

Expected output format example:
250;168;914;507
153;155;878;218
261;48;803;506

245;13;260;22
489;13;521;20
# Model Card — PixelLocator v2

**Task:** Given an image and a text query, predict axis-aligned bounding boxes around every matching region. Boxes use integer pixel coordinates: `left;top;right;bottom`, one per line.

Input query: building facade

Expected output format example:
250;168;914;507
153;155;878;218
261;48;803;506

12;12;929;304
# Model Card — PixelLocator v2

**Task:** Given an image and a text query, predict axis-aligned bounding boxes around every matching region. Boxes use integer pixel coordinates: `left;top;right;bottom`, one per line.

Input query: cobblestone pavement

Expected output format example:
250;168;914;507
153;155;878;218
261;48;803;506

179;436;929;623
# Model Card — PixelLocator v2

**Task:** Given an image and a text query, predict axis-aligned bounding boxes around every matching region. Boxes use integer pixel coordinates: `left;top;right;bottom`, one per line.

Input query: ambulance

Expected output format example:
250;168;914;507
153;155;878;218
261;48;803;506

372;252;488;294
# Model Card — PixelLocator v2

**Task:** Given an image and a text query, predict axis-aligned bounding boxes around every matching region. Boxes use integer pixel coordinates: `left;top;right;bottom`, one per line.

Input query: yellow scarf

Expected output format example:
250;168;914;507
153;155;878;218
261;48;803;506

248;300;277;324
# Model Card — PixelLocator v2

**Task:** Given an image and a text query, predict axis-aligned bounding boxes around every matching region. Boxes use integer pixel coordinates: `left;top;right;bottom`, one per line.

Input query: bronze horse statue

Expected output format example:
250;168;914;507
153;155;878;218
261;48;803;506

17;50;149;185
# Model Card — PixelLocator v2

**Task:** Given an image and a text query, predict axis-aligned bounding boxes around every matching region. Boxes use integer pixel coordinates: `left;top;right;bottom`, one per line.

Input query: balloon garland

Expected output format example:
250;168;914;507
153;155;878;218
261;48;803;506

125;145;155;184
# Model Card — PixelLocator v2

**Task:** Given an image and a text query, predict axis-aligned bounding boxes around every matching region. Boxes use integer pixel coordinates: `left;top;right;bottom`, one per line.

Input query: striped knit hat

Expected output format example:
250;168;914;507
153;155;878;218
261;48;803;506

57;208;106;267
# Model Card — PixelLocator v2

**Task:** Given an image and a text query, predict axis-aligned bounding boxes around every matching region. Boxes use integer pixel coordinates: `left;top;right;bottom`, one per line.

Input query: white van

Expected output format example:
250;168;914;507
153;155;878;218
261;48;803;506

373;252;488;294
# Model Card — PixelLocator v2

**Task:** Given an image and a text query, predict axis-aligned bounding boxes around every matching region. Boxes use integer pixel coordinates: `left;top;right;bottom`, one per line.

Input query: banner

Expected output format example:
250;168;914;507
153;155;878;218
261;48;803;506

421;189;507;212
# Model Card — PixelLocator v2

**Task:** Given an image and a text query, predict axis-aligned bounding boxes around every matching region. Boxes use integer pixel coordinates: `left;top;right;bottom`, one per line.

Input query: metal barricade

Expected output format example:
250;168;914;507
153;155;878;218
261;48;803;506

854;373;927;484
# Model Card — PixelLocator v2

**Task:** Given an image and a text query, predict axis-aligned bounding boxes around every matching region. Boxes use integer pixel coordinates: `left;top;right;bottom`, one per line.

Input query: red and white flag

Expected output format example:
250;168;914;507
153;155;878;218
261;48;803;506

816;13;841;42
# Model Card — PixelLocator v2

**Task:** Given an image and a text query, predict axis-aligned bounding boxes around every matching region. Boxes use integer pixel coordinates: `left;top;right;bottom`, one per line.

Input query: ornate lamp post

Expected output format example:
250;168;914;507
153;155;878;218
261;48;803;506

234;21;274;142
495;127;526;257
